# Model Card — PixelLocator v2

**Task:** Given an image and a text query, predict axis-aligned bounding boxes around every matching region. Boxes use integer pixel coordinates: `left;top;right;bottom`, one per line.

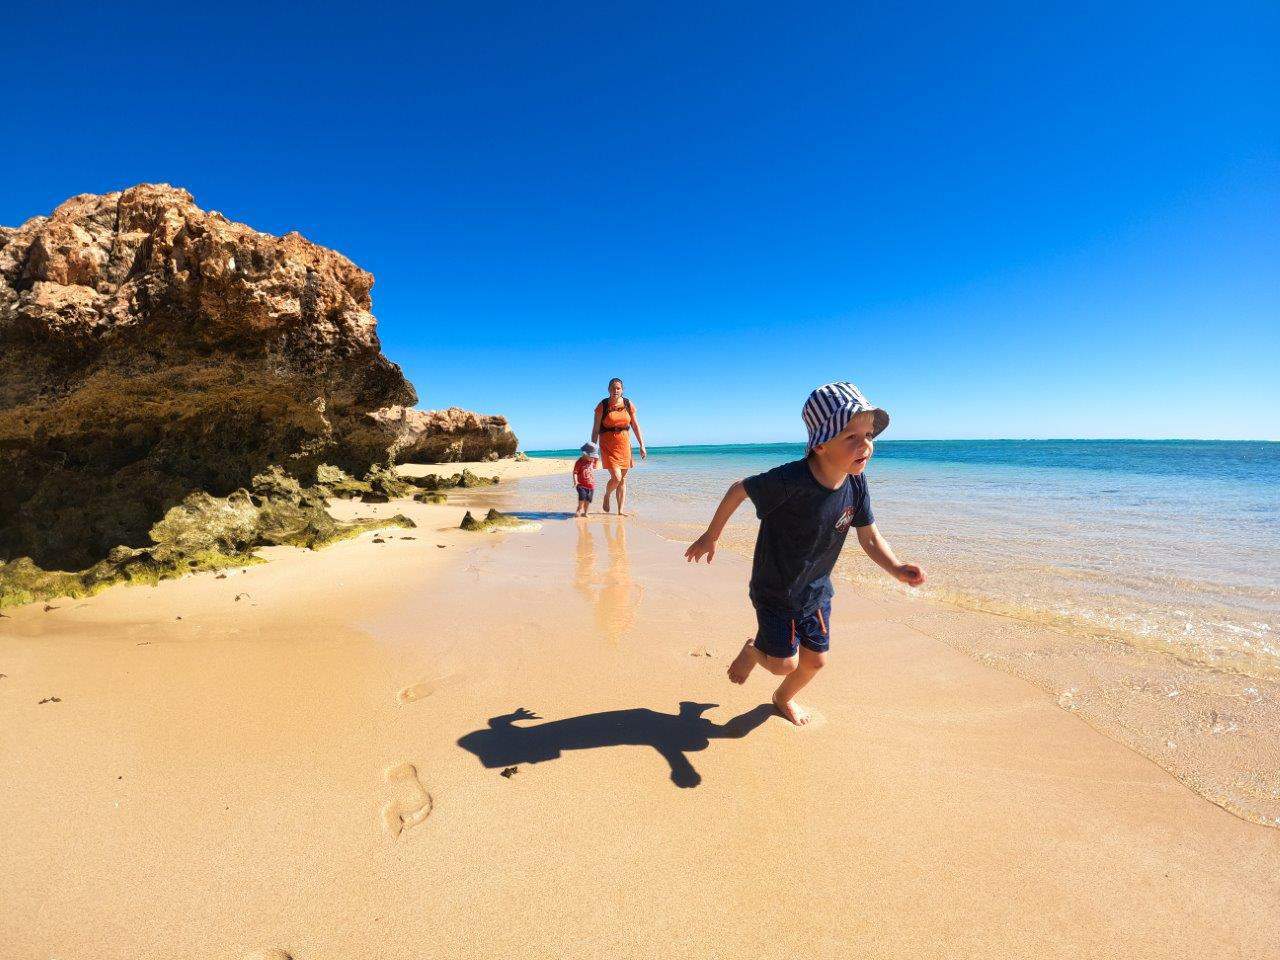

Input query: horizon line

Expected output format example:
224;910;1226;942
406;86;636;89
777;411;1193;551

524;437;1279;453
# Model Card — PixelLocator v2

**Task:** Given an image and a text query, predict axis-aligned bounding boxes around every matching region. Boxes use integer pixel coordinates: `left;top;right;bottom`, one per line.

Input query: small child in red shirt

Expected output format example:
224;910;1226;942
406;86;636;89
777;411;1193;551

573;442;599;516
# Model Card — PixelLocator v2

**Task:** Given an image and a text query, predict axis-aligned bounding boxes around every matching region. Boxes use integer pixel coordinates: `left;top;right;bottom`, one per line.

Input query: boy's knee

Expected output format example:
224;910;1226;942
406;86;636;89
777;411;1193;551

800;650;827;672
763;654;798;675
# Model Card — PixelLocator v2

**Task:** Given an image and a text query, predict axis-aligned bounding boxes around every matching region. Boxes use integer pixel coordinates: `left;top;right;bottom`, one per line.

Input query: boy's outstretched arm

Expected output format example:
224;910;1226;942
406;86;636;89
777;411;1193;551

855;523;925;586
684;480;748;563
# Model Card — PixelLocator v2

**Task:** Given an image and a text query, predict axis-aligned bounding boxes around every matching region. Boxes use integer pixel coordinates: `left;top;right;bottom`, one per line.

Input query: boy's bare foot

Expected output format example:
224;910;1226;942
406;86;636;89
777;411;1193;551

772;692;810;726
727;639;757;684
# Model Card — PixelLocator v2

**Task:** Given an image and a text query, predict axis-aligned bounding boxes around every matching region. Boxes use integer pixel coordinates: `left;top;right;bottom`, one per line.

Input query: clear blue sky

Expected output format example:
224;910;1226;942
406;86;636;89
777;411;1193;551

4;3;1276;446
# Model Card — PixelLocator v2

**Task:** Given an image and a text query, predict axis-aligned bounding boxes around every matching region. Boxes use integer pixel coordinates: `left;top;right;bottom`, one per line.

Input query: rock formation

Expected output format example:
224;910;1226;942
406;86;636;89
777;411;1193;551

0;467;415;608
0;184;422;570
459;508;526;532
372;405;518;463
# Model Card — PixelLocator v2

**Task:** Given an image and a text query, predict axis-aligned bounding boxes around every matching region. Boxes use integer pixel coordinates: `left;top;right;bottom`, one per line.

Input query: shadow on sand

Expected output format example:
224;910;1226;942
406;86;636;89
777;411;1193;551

457;702;773;788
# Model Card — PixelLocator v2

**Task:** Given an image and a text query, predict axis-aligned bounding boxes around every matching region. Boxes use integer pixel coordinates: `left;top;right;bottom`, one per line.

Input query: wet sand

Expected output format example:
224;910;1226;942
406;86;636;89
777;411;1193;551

2;480;1278;959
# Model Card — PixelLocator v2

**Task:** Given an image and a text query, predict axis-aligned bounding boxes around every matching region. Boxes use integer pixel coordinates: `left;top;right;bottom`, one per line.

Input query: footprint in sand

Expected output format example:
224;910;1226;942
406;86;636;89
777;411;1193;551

243;951;292;960
381;762;433;839
397;681;436;704
396;673;460;704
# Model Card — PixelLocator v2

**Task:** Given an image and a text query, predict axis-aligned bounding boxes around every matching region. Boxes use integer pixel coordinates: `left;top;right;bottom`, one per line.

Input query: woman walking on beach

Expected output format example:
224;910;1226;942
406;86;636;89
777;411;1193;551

592;378;647;515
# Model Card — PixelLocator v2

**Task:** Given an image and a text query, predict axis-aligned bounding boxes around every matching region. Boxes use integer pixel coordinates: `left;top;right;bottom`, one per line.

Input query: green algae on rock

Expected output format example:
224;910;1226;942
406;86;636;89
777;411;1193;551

312;464;374;500
316;466;500;505
358;465;417;503
312;464;497;502
456;469;500;488
0;550;255;609
459;508;526;532
392;468;499;494
0;472;414;608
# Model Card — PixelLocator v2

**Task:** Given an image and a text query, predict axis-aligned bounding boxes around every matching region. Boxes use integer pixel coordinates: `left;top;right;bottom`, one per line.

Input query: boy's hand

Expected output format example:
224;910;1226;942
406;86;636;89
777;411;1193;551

894;563;925;587
684;532;717;563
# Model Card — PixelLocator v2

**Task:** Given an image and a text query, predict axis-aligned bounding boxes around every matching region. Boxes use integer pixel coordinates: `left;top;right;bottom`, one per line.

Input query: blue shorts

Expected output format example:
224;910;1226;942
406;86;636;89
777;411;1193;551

753;602;831;659
576;485;594;503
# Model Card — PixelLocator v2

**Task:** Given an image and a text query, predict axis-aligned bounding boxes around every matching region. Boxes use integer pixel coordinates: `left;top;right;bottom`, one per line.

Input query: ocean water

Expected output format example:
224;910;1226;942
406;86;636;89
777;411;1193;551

531;441;1280;676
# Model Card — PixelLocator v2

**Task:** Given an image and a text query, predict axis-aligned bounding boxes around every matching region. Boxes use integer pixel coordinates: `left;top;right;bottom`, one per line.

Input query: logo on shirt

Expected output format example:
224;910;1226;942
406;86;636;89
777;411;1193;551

834;506;854;533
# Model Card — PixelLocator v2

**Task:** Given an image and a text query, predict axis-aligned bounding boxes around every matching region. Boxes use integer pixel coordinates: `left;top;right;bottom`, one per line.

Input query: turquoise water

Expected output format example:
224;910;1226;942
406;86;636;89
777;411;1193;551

528;441;1280;671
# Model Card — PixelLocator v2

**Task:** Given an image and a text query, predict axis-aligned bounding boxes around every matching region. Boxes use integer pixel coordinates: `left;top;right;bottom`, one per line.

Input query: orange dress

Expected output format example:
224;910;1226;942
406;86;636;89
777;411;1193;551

597;400;634;470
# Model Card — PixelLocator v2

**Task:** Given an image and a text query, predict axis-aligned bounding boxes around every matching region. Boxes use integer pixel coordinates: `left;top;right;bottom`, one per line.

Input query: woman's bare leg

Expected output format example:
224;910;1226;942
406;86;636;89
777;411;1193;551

615;469;629;515
603;467;623;512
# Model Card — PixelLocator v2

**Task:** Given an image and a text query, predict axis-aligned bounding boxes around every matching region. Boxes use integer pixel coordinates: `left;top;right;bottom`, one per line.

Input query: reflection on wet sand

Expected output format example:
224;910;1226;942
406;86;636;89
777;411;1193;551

575;518;643;644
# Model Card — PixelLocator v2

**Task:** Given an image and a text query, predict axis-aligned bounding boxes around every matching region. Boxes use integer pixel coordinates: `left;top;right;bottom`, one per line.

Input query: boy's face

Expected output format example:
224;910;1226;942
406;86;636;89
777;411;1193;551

813;412;876;475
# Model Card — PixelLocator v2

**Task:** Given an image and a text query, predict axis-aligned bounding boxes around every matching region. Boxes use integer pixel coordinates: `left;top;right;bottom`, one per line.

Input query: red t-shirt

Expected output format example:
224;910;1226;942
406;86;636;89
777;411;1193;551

573;457;596;488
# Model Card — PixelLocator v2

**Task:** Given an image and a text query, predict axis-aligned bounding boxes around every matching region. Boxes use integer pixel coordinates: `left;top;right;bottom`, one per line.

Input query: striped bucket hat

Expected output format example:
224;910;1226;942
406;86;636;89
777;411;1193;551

802;382;890;449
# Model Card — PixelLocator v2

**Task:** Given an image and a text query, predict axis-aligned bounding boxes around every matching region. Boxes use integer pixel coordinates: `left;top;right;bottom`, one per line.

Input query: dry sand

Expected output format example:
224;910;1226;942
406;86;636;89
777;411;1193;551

2;472;1278;959
394;455;574;483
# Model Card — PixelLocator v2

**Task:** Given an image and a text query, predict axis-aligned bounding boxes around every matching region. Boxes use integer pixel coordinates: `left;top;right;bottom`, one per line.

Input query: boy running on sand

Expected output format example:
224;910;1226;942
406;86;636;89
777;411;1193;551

573;442;600;517
684;382;925;725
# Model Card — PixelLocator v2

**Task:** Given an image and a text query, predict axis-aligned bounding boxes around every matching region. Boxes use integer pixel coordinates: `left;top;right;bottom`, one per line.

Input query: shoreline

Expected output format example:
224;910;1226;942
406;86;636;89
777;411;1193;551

644;523;1280;828
497;465;1280;827
3;474;1278;958
524;441;1279;680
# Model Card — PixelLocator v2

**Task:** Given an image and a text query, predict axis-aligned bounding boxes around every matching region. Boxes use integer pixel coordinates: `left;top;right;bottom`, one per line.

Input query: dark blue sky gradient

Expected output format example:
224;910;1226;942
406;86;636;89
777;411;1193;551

4;2;1276;445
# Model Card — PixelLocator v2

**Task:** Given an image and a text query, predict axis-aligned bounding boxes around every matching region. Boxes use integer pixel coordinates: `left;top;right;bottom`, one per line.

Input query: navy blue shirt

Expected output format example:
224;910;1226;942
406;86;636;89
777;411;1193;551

742;458;874;616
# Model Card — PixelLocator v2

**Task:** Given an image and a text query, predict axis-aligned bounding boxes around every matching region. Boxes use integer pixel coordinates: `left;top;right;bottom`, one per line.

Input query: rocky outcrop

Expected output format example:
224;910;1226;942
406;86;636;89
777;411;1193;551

373;405;518;464
0;184;416;569
309;464;498;503
0;467;414;607
459;508;526;532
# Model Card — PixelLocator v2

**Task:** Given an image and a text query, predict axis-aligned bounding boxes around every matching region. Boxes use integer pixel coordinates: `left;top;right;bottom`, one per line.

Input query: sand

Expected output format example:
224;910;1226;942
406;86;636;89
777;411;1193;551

2;473;1278;959
394;456;574;483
